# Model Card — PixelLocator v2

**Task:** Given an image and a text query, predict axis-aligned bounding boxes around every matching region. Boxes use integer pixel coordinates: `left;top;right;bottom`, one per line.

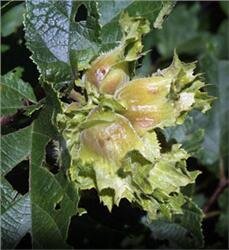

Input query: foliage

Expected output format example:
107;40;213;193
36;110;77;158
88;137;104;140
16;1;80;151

1;1;228;249
1;177;31;249
1;68;37;116
1;3;25;37
142;199;203;248
155;3;229;170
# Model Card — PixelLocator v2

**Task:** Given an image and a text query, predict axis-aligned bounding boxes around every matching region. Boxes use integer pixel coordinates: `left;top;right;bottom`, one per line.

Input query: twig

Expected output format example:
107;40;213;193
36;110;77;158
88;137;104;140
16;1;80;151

219;157;226;181
1;0;15;10
204;210;220;219
203;177;229;213
204;156;229;213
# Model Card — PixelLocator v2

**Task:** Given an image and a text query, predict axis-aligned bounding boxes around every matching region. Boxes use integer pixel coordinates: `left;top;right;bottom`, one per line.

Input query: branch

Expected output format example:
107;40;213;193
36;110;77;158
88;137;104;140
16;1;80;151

204;155;228;214
204;210;220;219
203;177;229;213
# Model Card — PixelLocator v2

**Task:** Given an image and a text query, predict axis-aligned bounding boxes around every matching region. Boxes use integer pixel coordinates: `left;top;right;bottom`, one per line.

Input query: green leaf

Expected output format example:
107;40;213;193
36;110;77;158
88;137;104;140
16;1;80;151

29;83;79;248
97;1;132;26
1;3;25;37
24;0;101;89
1;68;37;116
1;177;31;249
163;111;205;158
1;126;32;176
143;199;204;248
152;3;208;58
192;193;207;208
1;82;79;248
197;60;229;167
215;188;229;238
98;0;175;49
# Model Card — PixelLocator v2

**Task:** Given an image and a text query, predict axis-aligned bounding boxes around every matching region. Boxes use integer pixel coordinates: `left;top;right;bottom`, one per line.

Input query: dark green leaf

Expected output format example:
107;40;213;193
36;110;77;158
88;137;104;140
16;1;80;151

1;68;37;116
192;193;206;209
1;80;79;248
143;199;204;248
1;3;25;37
24;0;101;89
217;61;229;168
1;126;32;176
1;178;31;249
152;3;208;58
197;60;229;167
97;0;132;26
29;83;79;248
163;111;205;158
215;188;229;238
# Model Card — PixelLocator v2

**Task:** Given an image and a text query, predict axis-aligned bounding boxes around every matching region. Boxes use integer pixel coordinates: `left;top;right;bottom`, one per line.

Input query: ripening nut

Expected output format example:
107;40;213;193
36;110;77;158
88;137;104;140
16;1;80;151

84;47;129;94
114;76;176;135
79;109;143;166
